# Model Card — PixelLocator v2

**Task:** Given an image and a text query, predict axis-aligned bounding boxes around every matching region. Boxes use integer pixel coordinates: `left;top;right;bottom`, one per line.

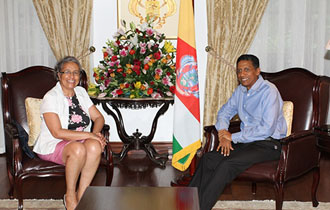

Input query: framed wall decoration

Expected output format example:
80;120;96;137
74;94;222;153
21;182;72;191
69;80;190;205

117;0;180;39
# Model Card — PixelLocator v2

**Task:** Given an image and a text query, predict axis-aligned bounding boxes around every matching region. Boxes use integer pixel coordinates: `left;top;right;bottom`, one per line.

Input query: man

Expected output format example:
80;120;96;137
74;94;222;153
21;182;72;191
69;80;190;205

189;54;287;210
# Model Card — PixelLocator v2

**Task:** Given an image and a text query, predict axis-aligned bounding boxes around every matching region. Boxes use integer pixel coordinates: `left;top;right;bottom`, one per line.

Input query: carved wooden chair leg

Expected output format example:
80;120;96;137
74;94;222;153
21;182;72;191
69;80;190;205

105;164;114;186
252;182;257;195
312;167;320;207
16;180;24;210
7;170;14;199
274;182;284;210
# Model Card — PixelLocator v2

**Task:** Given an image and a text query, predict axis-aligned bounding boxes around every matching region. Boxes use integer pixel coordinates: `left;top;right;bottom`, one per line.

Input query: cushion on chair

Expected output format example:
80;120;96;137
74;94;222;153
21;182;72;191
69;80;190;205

25;97;42;146
237;160;279;182
12;120;36;159
283;101;294;136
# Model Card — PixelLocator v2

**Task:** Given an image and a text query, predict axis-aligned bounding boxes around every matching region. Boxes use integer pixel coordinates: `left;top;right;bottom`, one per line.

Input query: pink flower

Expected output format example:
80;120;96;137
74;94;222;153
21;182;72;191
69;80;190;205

162;76;170;85
111;89;119;97
151;92;161;98
146;28;154;36
155;68;163;75
119;49;127;57
166;91;173;96
140;47;146;54
106;48;113;56
71;114;82;123
143;56;150;64
98;92;107;98
139;42;147;48
75;126;84;131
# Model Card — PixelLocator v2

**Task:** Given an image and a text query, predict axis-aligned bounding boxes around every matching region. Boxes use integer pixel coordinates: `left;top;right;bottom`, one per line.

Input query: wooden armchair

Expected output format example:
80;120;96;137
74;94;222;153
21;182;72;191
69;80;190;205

1;66;114;210
175;68;330;210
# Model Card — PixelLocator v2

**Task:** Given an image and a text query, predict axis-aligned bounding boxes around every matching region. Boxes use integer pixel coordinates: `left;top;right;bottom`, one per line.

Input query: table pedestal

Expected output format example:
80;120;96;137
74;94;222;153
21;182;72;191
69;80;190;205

92;97;174;167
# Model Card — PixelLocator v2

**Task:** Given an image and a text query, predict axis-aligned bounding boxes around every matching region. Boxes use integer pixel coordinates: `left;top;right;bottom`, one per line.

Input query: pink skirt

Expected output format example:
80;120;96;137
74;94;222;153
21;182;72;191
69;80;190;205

38;140;84;165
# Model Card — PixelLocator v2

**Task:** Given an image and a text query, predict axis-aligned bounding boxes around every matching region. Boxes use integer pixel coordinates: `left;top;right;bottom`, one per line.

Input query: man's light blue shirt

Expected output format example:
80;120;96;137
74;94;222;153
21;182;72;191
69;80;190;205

215;76;287;144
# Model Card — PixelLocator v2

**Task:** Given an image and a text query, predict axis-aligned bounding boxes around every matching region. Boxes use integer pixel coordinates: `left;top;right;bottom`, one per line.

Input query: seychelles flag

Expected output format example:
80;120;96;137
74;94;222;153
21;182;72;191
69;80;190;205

172;0;201;171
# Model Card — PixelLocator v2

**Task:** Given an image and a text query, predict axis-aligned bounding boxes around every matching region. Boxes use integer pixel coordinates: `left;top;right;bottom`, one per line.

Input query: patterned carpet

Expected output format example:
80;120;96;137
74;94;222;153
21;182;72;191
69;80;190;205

213;200;330;210
1;199;330;210
0;199;65;210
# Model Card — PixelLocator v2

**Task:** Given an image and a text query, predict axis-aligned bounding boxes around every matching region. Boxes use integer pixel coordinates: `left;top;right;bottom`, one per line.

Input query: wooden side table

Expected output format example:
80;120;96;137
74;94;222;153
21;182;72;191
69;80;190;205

91;97;174;167
315;125;330;153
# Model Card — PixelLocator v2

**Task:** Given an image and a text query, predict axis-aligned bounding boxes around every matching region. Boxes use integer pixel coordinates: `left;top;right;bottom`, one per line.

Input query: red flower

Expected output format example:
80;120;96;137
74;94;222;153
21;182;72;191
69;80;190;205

117;68;123;72
111;56;117;61
103;52;108;58
144;64;149;70
135;69;141;75
170;86;175;93
105;79;110;87
93;72;97;77
150;81;155;86
133;64;140;72
166;72;171;76
116;89;123;95
116;40;120;45
133;59;141;65
125;83;130;88
147;88;153;95
129;49;135;55
122;73;126;77
100;76;105;80
153;51;161;60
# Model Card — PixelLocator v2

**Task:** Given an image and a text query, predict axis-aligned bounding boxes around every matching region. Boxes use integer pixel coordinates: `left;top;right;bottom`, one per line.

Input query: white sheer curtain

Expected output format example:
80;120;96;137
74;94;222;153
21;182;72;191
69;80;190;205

0;0;56;154
249;0;330;77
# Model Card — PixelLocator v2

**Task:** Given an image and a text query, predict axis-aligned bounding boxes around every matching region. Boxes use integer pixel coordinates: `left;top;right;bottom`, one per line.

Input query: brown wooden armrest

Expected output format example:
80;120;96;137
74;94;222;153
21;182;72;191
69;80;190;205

279;130;319;180
4;123;24;175
203;125;218;153
280;130;313;144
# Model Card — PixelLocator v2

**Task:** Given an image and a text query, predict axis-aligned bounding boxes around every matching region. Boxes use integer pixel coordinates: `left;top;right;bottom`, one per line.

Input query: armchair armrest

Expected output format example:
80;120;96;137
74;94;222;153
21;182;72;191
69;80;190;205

278;130;319;181
100;124;113;162
203;120;240;153
4;123;24;176
203;125;218;153
99;124;114;186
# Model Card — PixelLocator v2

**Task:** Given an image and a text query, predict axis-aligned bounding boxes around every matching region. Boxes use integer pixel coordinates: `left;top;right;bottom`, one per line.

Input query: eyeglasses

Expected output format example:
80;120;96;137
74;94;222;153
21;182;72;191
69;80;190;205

59;70;81;76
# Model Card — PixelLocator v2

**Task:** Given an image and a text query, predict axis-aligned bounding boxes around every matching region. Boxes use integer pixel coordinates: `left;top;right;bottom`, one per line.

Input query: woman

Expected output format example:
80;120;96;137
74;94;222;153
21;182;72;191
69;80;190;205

33;56;106;210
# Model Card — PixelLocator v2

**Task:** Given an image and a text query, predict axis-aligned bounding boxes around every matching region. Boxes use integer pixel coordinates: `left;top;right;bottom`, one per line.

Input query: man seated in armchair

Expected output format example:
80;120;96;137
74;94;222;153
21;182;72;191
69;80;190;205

189;54;287;210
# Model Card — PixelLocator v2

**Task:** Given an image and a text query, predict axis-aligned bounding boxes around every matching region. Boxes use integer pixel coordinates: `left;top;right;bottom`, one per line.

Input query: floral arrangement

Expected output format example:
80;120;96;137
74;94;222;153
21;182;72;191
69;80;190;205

88;20;176;98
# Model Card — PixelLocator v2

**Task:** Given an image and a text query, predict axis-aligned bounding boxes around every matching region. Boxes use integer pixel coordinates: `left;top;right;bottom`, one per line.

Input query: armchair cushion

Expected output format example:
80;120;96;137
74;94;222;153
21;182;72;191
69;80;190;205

12;121;36;159
283;101;294;136
25;97;42;146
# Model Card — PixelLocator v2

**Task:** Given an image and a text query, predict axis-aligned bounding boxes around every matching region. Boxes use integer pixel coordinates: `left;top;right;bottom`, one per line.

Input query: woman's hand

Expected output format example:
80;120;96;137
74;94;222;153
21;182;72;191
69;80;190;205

216;129;234;156
89;132;107;151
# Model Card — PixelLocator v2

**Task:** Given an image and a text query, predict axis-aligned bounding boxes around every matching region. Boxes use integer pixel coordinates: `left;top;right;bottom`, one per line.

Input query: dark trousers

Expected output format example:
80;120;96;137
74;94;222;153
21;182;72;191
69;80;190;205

188;139;281;210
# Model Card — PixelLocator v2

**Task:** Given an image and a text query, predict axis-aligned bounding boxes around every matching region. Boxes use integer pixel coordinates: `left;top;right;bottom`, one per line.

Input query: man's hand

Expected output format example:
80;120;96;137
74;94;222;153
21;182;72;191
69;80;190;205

216;130;234;156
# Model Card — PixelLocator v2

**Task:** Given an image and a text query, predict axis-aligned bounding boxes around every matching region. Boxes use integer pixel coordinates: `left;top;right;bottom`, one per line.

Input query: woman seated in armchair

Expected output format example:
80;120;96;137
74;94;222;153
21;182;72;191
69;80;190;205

33;56;107;210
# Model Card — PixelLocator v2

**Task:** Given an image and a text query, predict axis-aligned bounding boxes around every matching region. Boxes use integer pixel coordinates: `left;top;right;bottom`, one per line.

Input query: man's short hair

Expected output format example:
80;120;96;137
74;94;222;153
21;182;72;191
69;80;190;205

236;54;259;69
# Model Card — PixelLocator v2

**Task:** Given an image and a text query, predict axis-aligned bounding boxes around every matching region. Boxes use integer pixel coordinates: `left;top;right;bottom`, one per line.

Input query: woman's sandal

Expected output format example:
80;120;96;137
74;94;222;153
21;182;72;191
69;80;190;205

63;194;67;210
